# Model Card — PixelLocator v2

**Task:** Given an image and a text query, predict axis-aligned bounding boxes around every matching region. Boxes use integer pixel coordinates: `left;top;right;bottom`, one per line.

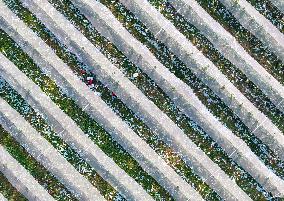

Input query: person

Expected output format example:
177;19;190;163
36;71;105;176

80;69;86;74
86;75;97;86
87;78;93;85
111;91;117;99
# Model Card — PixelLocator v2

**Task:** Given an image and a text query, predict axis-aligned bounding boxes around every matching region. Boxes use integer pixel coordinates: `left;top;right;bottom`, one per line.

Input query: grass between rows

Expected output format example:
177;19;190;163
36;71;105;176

0;36;124;200
245;0;283;33
99;0;283;199
150;0;284;134
196;0;284;85
0;3;170;198
49;0;277;199
4;0;219;198
48;0;224;199
0;150;27;201
1;0;281;199
0;119;76;201
146;0;284;177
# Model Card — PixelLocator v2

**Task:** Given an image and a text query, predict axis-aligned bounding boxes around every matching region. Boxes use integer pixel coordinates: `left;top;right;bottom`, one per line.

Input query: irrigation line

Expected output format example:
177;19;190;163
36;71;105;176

276;99;284;108
58;129;65;136
154;29;163;37
154;20;171;37
82;103;90;111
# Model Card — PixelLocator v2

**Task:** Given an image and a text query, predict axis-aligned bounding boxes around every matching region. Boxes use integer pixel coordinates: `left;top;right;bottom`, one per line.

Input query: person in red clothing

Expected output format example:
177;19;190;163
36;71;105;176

111;91;117;99
86;75;97;88
87;78;93;85
80;69;86;75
